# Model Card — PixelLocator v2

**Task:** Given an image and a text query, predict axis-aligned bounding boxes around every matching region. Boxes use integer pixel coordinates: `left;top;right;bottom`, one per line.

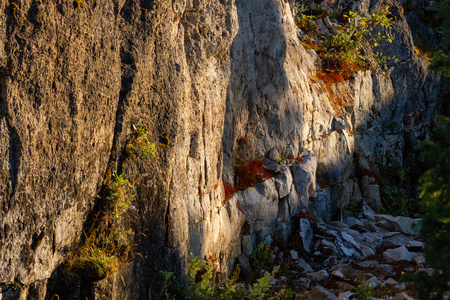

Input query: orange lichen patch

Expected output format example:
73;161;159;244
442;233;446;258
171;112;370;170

234;158;273;191
223;182;235;202
222;158;274;206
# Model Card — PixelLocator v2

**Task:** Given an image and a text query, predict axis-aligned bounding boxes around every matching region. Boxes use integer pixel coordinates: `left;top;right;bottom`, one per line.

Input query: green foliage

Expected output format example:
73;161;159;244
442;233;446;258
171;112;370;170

250;243;275;278
404;116;450;299
295;3;317;31
162;255;280;299
324;7;394;67
429;0;450;76
355;279;373;300
125;124;156;159
248;266;280;299
66;173;135;281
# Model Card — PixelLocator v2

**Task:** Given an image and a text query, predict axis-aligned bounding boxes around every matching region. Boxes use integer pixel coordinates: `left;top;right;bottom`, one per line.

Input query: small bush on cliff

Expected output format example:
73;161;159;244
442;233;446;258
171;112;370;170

66;173;135;281
403;116;450;299
125;124;156;159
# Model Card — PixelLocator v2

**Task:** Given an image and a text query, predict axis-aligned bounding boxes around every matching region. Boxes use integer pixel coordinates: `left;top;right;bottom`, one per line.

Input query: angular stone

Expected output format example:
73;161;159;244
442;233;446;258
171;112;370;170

383;246;412;263
414;255;426;265
290;250;299;260
303;286;338;300
407;240;424;250
298;258;313;273
329;221;349;229
364;184;382;213
341;231;359;249
374;214;422;235
382;234;412;248
291;154;317;208
299;218;314;253
374;264;395;277
344;217;364;228
357;260;379;268
338;291;354;300
366;276;382;288
306;270;330;282
274;165;293;199
360;246;376;257
332;270;345;279
237;254;253;280
362;232;383;249
362;201;376;221
382;278;398;287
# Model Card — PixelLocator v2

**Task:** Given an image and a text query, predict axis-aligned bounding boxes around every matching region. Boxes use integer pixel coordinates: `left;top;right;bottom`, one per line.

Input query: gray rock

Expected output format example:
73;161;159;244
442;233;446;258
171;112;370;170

306;270;330;282
298;258;313;273
332;270;345;279
382;278;399;287
341;231;360;249
357;261;379;268
330;221;349;229
366;276;382;288
299;218;314;253
291;154;318;209
344;217;364;228
362;232;383;249
362;201;377;221
414;255;426;265
407;240;424;250
274;165;293;199
383;246;413;263
382;234;412;248
364;184;382;213
360;246;376;257
375;215;422;235
375;264;395;277
303;286;338;300
290;250;299;260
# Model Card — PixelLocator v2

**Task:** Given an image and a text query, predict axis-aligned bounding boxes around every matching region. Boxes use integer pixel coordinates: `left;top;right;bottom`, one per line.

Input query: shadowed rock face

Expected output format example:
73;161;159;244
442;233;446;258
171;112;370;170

0;0;447;298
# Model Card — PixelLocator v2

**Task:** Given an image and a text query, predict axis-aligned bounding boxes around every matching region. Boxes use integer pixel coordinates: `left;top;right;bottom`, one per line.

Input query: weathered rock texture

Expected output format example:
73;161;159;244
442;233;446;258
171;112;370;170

0;0;447;298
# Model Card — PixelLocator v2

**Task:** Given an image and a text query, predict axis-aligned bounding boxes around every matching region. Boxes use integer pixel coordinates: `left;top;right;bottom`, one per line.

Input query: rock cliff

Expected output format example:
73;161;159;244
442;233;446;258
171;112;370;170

0;0;447;298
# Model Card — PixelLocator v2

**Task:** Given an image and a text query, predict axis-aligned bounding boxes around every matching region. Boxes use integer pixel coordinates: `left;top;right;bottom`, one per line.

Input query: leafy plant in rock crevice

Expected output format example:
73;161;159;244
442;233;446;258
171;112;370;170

65;173;136;281
125;124;156;159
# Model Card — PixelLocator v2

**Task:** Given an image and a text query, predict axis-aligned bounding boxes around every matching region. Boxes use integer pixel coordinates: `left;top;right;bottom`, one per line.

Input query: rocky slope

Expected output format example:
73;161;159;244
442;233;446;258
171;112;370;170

0;0;447;298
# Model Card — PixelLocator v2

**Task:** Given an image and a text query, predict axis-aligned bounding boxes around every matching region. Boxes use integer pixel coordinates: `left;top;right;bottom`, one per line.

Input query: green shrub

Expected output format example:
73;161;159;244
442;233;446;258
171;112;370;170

66;173;135;281
323;7;394;68
125;125;156;159
355;279;373;300
161;255;280;300
404;116;450;299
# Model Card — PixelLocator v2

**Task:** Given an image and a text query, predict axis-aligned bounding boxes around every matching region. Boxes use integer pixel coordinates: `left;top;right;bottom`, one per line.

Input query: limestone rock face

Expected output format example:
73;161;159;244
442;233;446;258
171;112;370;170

0;0;446;298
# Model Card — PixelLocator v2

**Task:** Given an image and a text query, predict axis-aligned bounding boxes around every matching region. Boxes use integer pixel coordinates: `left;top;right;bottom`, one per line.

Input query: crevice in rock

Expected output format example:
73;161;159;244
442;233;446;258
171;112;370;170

107;40;137;174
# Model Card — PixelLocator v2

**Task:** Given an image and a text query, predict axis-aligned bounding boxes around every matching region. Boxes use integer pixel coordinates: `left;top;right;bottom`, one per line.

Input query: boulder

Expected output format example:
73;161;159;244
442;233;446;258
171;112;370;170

291;153;317;208
374;215;422;235
382;246;413;263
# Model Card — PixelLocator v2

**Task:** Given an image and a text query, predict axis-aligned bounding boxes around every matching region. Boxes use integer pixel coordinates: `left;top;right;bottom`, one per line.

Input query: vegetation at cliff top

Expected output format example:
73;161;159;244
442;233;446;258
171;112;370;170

295;4;395;78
